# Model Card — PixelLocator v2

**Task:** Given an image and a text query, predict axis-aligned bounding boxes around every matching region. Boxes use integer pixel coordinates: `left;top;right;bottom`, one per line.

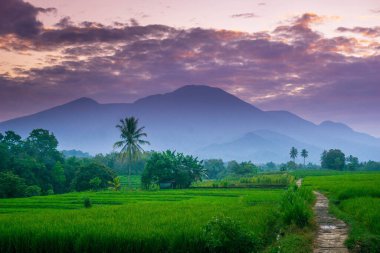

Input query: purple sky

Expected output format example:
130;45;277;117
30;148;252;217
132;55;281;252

1;0;380;136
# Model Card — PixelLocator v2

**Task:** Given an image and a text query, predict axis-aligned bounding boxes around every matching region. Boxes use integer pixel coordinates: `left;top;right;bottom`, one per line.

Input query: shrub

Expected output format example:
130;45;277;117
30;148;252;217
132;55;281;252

280;186;313;228
83;197;92;208
203;215;256;253
25;185;42;197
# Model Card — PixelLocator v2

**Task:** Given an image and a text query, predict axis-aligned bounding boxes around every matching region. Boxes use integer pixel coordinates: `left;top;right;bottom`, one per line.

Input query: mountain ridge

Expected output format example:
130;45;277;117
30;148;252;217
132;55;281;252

1;85;379;162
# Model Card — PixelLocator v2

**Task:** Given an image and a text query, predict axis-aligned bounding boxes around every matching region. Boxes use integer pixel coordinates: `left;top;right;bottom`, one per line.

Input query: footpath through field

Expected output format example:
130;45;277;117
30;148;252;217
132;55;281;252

297;179;349;253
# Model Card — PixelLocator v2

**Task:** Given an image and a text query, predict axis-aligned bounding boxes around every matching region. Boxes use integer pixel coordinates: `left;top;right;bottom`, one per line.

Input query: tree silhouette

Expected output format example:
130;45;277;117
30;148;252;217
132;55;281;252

290;147;298;163
301;149;309;167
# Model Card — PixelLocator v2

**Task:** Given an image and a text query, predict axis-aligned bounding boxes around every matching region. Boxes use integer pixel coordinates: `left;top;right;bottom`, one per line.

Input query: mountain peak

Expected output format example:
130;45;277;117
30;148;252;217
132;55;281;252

134;84;261;112
70;97;98;105
319;120;352;131
172;84;225;93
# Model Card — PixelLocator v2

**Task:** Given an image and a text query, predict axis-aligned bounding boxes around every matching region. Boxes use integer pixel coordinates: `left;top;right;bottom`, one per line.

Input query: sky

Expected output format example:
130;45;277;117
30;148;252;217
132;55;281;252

0;0;380;136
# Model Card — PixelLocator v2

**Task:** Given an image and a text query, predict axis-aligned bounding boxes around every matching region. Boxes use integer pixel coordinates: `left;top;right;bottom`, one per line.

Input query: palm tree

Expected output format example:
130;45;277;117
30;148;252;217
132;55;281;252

108;177;121;191
114;117;150;189
290;147;298;163
301;149;309;167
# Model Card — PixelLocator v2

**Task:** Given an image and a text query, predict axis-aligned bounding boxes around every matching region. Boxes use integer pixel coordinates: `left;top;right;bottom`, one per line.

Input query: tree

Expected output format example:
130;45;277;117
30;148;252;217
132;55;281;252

346;155;359;171
227;161;240;173
321;149;345;170
0;172;27;198
203;159;225;179
2;131;23;153
114;117;150;189
233;161;258;175
108;177;121;191
301;149;309;167
72;163;116;191
52;162;66;193
290;147;298;162
25;129;62;168
89;177;102;191
141;151;204;189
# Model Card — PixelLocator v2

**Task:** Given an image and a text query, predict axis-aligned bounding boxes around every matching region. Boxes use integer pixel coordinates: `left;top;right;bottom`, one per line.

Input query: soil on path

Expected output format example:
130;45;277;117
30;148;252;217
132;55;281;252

313;192;349;253
296;178;349;253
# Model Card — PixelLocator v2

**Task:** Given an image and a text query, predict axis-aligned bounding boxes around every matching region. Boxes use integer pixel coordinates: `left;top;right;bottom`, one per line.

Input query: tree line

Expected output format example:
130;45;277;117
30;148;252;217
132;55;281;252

0;129;115;198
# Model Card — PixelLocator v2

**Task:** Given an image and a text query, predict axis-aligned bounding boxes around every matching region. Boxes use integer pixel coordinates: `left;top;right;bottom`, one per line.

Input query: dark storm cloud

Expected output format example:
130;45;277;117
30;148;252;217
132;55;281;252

0;0;55;37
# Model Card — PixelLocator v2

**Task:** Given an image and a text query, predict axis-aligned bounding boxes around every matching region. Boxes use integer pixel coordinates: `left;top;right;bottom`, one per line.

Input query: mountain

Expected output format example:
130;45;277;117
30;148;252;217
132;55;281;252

1;85;380;163
199;130;323;163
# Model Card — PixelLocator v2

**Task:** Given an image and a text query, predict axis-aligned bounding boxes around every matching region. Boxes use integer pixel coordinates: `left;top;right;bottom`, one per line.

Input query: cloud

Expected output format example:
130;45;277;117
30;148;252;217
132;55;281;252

370;9;380;13
1;7;380;136
231;13;258;19
337;26;380;37
0;0;55;38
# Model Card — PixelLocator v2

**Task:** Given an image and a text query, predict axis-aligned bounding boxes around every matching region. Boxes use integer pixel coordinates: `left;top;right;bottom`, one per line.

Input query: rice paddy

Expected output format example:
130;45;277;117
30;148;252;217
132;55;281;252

0;188;284;253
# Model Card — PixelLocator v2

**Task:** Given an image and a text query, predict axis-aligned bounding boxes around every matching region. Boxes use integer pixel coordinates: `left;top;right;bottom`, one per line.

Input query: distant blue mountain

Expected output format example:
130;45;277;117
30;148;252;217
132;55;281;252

1;85;380;163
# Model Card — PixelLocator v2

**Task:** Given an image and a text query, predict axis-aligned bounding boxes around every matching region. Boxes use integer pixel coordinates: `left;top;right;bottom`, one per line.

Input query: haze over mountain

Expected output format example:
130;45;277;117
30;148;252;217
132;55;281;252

1;85;380;163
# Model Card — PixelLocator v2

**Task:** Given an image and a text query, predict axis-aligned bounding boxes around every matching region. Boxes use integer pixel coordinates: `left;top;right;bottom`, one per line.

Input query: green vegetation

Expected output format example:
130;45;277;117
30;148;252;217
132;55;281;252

304;172;380;252
290;169;346;179
0;188;287;253
192;174;294;188
265;185;315;253
141;150;205;189
321;149;346;170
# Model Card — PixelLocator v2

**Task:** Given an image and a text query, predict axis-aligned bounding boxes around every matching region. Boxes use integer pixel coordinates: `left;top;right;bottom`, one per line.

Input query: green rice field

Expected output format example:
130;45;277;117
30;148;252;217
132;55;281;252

0;188;284;253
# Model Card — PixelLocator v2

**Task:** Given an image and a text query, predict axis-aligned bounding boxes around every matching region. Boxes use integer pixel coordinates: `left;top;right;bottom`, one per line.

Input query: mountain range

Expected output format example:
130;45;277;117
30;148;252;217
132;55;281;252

1;85;380;163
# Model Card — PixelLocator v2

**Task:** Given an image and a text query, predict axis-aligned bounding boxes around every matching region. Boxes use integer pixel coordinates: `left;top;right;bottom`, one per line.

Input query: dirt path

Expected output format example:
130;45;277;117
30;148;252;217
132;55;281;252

296;179;349;252
313;192;349;253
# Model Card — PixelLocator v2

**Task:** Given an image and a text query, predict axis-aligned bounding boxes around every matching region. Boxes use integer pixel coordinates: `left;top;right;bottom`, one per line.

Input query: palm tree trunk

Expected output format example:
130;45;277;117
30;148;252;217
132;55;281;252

128;158;131;189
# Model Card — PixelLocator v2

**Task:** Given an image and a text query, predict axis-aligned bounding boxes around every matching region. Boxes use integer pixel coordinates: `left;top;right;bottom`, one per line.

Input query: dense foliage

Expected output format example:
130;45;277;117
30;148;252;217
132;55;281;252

141;150;205;189
0;129;116;198
321;149;346;170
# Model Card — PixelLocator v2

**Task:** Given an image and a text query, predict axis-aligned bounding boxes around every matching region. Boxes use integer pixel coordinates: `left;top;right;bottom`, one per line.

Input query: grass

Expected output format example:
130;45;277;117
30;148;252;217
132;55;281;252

290;169;346;179
192;174;294;188
0;188;286;253
304;172;380;252
118;175;141;189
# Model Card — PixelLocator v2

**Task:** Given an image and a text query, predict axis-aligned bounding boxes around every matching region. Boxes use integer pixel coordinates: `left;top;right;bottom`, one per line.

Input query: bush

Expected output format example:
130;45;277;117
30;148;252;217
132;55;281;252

280;186;313;228
25;185;42;197
83;197;92;208
203;215;256;253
